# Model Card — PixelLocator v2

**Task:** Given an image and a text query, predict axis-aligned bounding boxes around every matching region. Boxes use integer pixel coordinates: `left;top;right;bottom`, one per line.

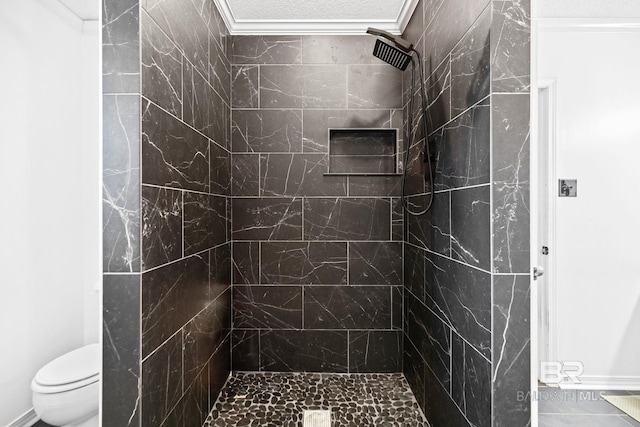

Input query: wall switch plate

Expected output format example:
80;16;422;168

558;179;577;197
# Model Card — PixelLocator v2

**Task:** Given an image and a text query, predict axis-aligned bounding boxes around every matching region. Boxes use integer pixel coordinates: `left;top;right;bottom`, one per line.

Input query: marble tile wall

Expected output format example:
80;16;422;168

401;0;530;426
102;0;232;425
229;35;405;373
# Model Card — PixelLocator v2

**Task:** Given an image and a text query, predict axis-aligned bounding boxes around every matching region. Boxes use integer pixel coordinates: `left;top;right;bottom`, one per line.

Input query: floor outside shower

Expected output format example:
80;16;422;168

205;372;428;426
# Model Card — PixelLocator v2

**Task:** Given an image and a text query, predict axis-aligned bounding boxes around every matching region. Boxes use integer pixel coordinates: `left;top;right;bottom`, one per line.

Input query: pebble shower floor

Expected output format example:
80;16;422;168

204;372;429;426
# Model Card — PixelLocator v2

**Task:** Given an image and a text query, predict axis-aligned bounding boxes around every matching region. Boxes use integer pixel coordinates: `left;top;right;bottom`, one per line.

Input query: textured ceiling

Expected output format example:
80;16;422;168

215;0;419;34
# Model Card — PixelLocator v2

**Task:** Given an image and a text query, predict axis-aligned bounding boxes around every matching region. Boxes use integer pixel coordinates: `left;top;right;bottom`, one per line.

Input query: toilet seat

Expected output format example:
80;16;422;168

32;343;99;394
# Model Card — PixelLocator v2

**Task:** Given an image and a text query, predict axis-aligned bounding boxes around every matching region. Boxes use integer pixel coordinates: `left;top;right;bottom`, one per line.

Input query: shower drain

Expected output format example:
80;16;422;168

303;410;332;427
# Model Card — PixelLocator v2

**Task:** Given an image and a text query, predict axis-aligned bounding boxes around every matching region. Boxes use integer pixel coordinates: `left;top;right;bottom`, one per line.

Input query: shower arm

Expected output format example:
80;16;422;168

366;27;413;52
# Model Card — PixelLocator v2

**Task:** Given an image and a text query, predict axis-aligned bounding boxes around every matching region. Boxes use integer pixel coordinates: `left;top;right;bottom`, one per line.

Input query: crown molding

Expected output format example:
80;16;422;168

213;0;419;35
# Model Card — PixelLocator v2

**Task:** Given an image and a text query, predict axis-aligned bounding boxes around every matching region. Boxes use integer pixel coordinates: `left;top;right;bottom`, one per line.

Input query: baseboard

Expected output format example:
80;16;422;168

558;375;640;391
7;408;39;427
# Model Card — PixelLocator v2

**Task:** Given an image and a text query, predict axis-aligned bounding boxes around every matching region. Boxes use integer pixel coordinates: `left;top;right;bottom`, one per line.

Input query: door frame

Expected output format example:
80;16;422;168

534;78;558;374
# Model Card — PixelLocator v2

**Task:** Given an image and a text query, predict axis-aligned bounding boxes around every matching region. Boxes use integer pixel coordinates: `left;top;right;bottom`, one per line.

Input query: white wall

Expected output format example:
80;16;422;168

0;0;100;424
539;24;640;387
536;0;640;18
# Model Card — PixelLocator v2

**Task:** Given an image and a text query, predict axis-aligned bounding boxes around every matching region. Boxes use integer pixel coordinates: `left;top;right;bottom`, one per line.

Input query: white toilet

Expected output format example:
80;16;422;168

31;343;100;427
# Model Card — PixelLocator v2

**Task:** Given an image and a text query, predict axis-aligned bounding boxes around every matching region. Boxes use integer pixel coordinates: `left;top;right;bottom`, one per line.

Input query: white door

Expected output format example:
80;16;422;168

537;22;640;389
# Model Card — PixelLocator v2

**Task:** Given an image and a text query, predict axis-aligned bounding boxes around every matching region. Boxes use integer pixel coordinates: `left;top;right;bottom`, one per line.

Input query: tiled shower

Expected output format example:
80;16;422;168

229;34;405;374
102;0;531;426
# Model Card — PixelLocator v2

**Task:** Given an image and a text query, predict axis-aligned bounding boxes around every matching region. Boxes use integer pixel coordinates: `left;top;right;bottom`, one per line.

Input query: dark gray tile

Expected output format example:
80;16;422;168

538;414;639;427
348;65;403;108
302;109;392;153
349;331;402;373
141;10;182;117
422;355;474;427
302;35;379;64
209;141;230;196
425;252;491;358
406;293;451;391
232;110;303;153
231;329;260;371
392;286;403;330
103;95;141;273
304;286;391;329
141;332;183;427
145;0;209;79
184;193;227;255
329;155;397;174
492;94;530;274
179;366;210;427
231;154;260;196
403;0;424;45
208;81;228;149
348;176;401;196
407;191;450;255
209;34;230;105
209;243;231;299
425;53;451;133
208;336;231;410
142;254;209;358
436;98;490;191
302;65;348;108
303;198;391;241
183;289;230;387
260;330;348;372
404;244;426;302
423;0;490;72
183;61;212;137
392;197;404;241
538;389;631;416
492;1;531;93
103;0;139;93
142;100;209;192
233;285;302;329
452;335;491;427
349;241;402;285
232;198;302;241
261;241;347;285
260;65;303;108
451;185;491;270
261;154;346;197
493;276;531;427
450;5;491;116
231;36;301;64
232;241;260;284
103;274;140;427
404;340;426;411
208;2;228;57
231;66;258;108
141;185;182;270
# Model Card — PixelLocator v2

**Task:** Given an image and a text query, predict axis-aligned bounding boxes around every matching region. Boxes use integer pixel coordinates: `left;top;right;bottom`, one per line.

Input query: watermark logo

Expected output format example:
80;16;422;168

540;361;584;385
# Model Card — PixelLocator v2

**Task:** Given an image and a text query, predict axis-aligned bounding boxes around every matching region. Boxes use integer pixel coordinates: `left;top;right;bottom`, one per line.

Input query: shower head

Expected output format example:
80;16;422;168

366;27;413;53
371;39;412;71
366;27;414;71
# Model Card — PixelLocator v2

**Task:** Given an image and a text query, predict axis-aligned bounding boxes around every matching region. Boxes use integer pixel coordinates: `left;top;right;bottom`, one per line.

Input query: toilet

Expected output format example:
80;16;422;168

31;343;100;427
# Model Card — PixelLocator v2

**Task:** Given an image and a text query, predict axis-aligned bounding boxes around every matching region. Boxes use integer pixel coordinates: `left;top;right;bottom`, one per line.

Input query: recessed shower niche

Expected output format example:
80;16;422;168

326;129;400;175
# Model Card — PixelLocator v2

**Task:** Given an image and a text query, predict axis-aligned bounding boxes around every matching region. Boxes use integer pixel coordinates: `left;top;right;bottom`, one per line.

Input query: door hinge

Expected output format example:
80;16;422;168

542;246;549;255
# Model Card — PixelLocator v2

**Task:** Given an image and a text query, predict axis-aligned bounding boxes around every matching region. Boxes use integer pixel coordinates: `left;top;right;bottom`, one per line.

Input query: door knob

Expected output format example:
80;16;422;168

533;266;545;280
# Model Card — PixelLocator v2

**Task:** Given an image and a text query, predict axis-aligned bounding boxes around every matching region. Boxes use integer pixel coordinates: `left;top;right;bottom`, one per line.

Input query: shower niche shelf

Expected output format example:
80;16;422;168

324;128;401;176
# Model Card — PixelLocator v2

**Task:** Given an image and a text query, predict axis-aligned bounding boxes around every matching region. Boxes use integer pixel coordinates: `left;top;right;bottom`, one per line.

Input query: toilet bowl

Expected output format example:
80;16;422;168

31;343;100;427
